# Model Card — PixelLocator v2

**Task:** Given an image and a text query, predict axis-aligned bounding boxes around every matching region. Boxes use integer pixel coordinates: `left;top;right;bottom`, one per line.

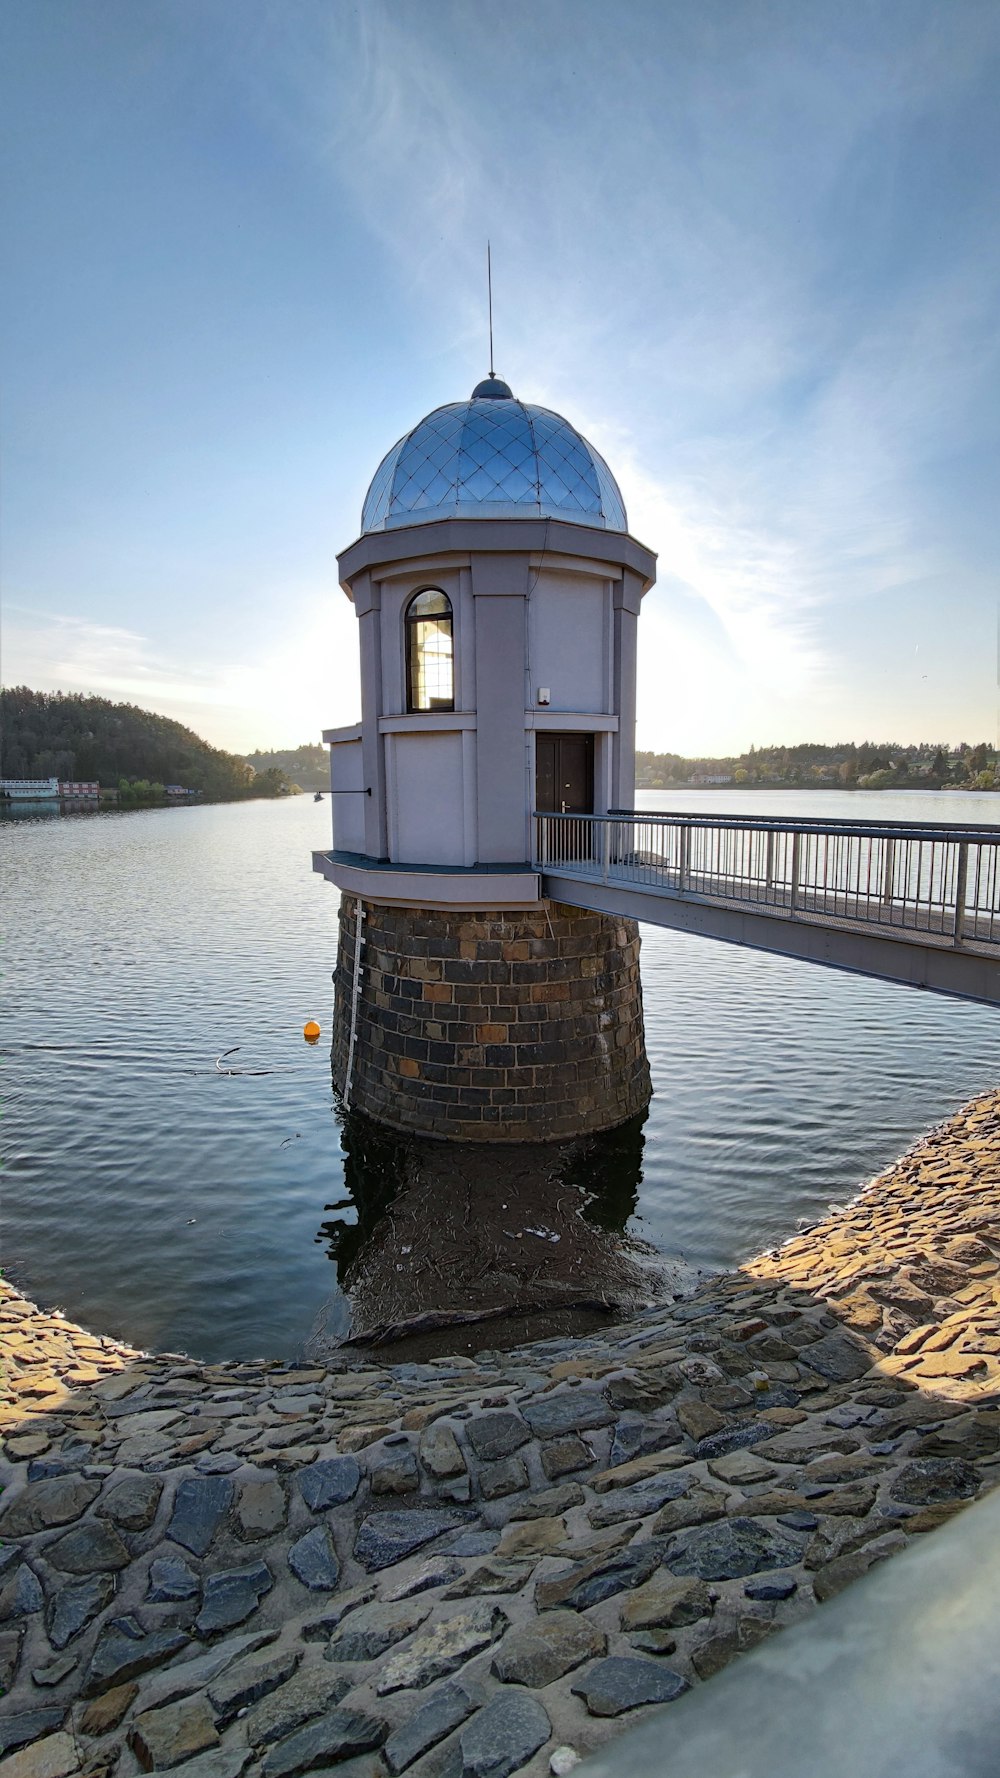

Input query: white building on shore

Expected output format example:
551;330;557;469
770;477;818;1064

0;777;60;800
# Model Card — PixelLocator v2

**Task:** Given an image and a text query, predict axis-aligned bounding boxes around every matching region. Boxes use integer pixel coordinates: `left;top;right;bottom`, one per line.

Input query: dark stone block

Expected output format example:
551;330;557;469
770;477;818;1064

571;1655;689;1716
465;1412;531;1462
296;1458;361;1512
667;1518;802;1580
446;1690;550;1778
195;1562;273;1635
0;1709;68;1756
167;1477;234;1558
383;1678;482;1775
354;1510;470;1573
261;1708;387;1777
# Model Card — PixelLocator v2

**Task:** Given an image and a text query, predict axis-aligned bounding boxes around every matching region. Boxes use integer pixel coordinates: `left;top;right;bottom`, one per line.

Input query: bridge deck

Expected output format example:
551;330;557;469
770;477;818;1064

535;810;1000;1006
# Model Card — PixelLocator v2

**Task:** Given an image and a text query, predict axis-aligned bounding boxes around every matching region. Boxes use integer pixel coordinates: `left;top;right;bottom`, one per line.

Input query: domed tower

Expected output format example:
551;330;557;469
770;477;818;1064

314;375;657;1141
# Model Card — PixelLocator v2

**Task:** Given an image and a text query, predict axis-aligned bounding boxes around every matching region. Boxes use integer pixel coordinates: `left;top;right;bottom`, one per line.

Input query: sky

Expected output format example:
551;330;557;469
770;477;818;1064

2;0;999;758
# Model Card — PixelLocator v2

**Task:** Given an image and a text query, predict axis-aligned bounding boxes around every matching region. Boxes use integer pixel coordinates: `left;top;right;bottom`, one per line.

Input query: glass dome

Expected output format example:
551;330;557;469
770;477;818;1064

361;380;627;535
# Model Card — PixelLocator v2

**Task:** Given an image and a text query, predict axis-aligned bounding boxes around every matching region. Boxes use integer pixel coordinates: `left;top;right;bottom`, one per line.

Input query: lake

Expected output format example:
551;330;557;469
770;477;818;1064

3;787;999;1361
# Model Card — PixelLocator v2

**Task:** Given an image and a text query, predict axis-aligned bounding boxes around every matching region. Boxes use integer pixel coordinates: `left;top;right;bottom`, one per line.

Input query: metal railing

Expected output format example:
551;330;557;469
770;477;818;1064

533;810;1000;952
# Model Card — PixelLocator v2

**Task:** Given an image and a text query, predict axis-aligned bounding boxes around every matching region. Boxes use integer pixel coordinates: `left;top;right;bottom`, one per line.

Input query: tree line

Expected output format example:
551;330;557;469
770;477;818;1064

245;744;328;792
636;741;1000;791
1;689;291;801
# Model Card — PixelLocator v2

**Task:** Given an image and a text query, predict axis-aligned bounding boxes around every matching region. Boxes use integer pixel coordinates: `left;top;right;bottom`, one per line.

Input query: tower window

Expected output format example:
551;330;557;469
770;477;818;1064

405;588;454;712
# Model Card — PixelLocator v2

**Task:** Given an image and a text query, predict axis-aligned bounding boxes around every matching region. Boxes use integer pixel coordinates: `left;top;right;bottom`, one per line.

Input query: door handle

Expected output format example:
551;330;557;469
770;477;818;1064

561;800;567;813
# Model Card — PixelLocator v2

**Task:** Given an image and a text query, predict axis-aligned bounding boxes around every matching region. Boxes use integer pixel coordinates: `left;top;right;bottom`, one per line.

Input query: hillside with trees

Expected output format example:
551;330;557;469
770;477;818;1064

636;740;1000;792
1;689;290;801
246;743;328;792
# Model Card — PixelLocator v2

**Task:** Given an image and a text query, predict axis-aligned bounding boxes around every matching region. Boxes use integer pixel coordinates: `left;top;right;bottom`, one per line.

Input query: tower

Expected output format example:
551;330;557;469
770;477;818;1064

314;374;657;1141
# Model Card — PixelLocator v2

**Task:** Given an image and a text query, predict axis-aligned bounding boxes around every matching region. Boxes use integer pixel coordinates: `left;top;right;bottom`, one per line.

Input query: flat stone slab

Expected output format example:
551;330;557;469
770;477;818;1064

571;1655;690;1716
419;1424;467;1480
0;1730;80;1778
383;1557;464;1600
135;1631;279;1714
522;1391;614;1438
890;1459;979;1504
244;1668;353;1748
354;1510;469;1573
45;1520;130;1574
0;1712;69;1759
620;1573;713;1631
296;1458;360;1511
97;1474;163;1530
207;1648;301;1727
167;1477;235;1558
288;1526;340;1591
800;1332;873;1383
47;1574;116;1649
83;1628;192;1698
535;1542;663;1612
325;1599;432;1662
129;1696;220;1771
261;1708;387;1778
588;1473;688;1527
236;1480;287;1540
0;1477;100;1538
491;1612;606;1687
465;1412;531;1462
666;1517;803;1580
376;1605;508;1695
441;1691;551;1778
147;1555;200;1603
195;1562;273;1636
383;1678;483;1774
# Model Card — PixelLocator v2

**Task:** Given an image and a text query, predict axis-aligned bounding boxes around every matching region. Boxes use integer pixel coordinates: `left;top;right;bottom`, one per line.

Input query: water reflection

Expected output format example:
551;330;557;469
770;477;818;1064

0;799;105;821
310;1104;687;1360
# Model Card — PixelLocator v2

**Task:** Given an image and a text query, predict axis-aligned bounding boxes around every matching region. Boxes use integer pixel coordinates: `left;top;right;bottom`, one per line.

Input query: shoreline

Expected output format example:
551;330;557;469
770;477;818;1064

3;1090;1000;1776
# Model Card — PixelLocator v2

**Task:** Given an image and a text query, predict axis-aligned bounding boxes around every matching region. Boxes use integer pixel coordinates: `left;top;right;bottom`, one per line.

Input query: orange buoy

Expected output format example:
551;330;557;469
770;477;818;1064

303;1020;321;1042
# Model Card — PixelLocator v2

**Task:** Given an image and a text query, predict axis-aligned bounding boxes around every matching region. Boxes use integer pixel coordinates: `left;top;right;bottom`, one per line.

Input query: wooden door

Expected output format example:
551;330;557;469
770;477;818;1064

535;733;594;813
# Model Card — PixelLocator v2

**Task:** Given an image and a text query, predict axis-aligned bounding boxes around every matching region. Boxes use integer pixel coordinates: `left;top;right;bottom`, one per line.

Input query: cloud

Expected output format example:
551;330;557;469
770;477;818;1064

7;1;999;755
2;603;360;754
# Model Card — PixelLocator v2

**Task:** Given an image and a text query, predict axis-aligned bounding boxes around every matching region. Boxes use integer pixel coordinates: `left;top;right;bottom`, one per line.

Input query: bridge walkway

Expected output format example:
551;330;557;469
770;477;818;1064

535;809;1000;1006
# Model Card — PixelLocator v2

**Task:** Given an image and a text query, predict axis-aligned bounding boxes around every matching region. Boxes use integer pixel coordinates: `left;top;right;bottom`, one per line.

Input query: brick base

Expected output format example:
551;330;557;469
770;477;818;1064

331;897;651;1142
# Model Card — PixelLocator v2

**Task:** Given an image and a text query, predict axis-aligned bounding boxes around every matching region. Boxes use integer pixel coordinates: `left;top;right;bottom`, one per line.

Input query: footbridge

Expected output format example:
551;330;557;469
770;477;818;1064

535;809;1000;1006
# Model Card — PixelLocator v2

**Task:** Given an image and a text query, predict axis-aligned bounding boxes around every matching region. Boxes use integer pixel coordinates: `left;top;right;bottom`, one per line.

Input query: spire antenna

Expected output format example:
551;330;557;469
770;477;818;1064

487;240;494;376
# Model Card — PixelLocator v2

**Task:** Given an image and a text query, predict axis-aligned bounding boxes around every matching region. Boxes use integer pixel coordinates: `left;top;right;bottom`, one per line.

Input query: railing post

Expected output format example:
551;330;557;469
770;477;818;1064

678;825;690;893
881;836;896;910
954;841;968;947
765;828;775;897
538;815;548;870
790;831;801;914
602;818;611;884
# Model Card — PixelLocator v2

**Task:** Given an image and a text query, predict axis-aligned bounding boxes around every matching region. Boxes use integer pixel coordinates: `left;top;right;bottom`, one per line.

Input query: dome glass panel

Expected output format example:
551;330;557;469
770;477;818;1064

360;386;627;534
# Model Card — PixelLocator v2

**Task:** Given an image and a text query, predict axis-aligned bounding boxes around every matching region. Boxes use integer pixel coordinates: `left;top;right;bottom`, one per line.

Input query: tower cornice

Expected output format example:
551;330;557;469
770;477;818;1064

338;515;656;598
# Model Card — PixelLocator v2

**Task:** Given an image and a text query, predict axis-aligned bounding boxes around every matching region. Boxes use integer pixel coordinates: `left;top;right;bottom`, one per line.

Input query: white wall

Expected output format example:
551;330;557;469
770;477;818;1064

388;731;470;866
378;565;468;716
329;739;366;854
528;570;609;712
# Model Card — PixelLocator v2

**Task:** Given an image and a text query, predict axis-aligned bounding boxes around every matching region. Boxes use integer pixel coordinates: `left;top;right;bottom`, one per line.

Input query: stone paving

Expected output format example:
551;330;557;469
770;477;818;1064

4;1091;1000;1778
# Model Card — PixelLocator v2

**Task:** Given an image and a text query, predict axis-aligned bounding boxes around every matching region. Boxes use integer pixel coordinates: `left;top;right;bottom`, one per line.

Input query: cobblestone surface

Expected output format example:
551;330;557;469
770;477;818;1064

3;1093;1000;1777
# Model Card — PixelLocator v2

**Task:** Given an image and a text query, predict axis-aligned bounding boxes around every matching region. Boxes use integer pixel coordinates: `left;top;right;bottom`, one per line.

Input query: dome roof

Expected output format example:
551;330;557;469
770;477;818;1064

361;380;627;535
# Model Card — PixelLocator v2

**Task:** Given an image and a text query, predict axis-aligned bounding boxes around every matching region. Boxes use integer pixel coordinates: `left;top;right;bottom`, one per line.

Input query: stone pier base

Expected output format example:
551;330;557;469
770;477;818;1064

332;897;651;1141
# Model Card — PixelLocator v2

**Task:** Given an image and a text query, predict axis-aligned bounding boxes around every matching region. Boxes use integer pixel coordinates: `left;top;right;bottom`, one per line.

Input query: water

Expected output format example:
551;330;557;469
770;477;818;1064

2;789;998;1362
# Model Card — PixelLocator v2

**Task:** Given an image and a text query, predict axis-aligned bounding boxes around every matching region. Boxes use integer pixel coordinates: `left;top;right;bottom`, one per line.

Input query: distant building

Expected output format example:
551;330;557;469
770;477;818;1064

165;785;196;797
58;781;100;798
690;772;733;785
0;776;60;799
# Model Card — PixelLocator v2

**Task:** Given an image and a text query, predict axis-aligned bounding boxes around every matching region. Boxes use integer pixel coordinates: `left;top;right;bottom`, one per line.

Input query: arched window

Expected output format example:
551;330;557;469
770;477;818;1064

405;588;454;712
